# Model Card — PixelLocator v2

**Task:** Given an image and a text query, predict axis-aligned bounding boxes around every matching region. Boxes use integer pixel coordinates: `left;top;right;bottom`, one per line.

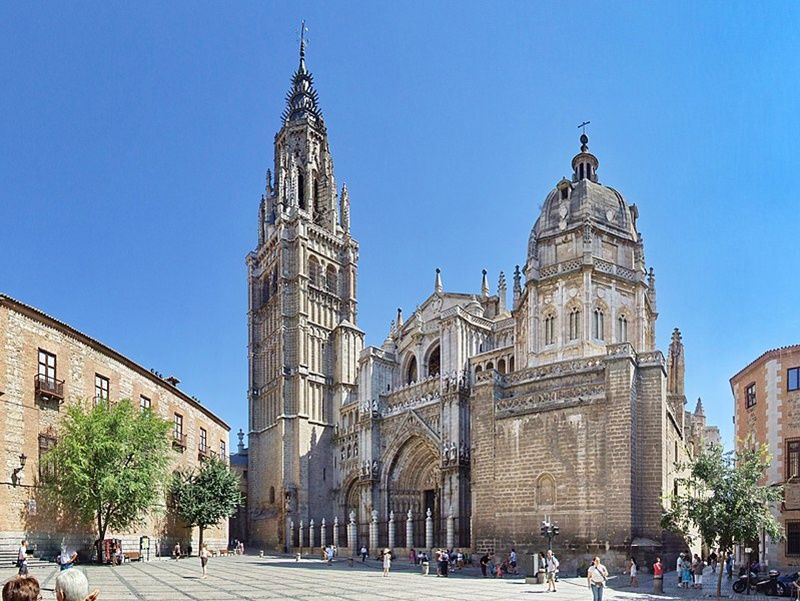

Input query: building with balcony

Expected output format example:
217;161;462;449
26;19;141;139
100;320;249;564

0;294;230;558
732;344;800;569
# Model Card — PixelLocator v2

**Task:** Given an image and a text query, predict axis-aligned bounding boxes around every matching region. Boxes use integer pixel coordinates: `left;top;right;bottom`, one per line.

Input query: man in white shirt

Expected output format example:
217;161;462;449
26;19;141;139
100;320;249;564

17;540;28;576
546;549;560;592
587;556;609;601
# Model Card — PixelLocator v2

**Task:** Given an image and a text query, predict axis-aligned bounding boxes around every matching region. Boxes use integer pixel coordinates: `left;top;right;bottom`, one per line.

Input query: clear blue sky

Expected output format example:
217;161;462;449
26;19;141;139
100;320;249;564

2;2;798;448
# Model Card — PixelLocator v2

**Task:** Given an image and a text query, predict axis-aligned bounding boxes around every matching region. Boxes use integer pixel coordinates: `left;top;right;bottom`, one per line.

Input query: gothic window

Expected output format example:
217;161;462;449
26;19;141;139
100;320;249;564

475;365;483;374
497;359;506;374
568;307;580;341
592;308;605;340
347;444;351;459
579;164;585;180
544;314;556;345
486;362;494;371
297;171;306;209
509;356;515;372
326;265;337;294
427;344;441;377
308;257;320;288
405;355;418;384
617;315;628;342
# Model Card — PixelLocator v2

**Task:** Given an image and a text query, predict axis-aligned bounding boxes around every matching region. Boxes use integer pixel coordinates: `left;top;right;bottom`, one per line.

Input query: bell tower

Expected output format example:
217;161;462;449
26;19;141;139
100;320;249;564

247;25;363;549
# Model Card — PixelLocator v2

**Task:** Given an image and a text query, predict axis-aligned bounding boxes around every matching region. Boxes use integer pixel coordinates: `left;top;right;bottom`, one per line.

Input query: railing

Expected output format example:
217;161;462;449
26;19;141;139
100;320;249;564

198;445;217;461
35;374;65;401
172;433;187;450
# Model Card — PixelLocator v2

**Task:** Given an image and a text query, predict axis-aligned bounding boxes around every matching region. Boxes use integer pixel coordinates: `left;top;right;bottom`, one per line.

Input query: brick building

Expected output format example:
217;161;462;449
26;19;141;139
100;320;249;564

246;34;715;570
0;294;230;558
731;345;800;569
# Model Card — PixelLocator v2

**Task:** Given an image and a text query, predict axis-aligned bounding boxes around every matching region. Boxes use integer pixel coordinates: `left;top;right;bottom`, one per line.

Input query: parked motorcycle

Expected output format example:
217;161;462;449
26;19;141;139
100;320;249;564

733;569;786;596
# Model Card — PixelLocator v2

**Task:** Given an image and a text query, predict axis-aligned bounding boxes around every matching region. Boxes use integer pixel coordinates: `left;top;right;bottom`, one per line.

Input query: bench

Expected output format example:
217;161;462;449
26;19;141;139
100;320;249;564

123;551;141;562
217;549;229;556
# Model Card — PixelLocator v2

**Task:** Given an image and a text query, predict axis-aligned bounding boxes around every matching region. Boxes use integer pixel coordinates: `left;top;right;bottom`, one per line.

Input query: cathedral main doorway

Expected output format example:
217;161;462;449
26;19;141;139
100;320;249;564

386;436;440;548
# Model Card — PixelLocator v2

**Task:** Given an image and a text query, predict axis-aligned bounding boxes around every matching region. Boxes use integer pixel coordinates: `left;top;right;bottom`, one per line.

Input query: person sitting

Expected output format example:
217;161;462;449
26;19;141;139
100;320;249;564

2;576;40;601
55;568;99;601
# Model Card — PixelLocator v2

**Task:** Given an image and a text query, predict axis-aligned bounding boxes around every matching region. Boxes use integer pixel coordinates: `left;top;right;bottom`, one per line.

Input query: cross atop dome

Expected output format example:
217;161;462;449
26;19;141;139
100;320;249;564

571;128;599;183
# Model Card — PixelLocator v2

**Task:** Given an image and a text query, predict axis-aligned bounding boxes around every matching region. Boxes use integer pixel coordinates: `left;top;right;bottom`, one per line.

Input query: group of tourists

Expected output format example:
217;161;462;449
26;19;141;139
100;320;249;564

677;552;707;588
5;540;98;601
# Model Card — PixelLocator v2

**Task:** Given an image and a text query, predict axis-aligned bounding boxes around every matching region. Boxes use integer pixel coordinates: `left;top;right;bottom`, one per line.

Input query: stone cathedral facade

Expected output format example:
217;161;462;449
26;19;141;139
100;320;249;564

246;40;714;567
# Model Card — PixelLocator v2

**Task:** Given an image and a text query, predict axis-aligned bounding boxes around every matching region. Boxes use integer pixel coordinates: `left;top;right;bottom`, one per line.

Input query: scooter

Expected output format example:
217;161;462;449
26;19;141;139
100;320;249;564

733;569;784;596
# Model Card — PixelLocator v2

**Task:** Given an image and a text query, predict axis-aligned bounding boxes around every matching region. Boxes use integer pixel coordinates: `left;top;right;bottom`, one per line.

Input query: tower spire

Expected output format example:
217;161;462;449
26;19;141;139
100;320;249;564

283;21;323;127
299;20;307;70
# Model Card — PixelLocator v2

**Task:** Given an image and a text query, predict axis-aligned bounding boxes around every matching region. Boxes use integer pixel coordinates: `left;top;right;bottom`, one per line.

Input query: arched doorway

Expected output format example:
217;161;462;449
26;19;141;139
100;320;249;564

386;436;440;548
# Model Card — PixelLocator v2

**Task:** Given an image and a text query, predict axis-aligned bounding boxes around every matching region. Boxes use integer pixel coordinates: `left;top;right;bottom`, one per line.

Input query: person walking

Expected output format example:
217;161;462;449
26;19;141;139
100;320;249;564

382;548;391;577
692;553;704;589
326;546;334;565
546;549;560;592
726;552;734;580
200;544;210;579
587;556;609;601
681;555;692;588
676;553;684;587
509;548;518;575
360;545;368;562
629;557;639;587
16;540;28;577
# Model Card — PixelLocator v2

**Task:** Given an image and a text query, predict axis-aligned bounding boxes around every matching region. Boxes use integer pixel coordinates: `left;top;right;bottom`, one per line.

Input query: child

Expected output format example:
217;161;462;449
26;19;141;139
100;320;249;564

629;557;638;587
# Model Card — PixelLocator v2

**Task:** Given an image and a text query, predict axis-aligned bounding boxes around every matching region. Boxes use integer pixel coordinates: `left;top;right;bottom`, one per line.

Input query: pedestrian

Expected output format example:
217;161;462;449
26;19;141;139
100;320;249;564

16;540;28;577
587;556;609;601
360;545;367;562
726;552;734;580
456;549;464;570
676;553;684;587
709;550;718;574
479;552;490;578
2;576;41;601
409;548;416;565
173;542;182;560
55;568;100;601
382;548;391;577
545;549;560;592
115;543;124;566
440;549;449;577
653;557;664;594
326;546;334;565
629;557;639;587
681;555;692;588
200;544;210;579
692;553;704;589
792;572;800;601
58;548;78;571
509;548;518;575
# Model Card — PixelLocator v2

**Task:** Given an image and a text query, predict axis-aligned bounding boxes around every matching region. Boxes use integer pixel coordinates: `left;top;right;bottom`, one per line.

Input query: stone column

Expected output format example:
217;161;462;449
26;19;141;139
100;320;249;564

425;508;433;550
299;520;305;549
446;507;454;550
388;511;395;550
369;510;378;553
309;519;315;549
406;509;414;549
320;518;327;548
333;516;339;548
347;511;357;555
288;519;295;549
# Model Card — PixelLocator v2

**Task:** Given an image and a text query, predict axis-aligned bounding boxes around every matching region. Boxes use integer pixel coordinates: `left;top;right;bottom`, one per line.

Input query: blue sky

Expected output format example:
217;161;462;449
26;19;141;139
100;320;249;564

2;2;798;448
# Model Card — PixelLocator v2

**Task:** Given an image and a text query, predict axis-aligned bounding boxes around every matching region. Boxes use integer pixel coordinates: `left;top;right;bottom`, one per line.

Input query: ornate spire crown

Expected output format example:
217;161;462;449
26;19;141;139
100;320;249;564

282;21;324;127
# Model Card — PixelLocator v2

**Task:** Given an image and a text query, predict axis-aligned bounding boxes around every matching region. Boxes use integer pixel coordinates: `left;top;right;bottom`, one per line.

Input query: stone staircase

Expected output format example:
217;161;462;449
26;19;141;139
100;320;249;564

0;549;53;570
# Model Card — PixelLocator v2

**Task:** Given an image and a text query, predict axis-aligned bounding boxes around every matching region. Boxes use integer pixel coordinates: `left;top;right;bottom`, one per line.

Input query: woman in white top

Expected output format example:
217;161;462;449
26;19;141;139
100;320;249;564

587;556;609;601
382;548;391;577
629;557;638;587
200;544;211;579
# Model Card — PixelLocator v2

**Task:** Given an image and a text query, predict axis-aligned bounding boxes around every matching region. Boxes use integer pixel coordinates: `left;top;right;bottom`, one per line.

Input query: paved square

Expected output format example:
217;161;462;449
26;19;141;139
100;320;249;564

1;555;748;600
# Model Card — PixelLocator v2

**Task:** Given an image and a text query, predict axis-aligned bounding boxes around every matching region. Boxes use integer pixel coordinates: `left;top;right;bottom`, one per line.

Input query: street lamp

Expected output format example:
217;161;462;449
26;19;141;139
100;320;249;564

540;519;560;550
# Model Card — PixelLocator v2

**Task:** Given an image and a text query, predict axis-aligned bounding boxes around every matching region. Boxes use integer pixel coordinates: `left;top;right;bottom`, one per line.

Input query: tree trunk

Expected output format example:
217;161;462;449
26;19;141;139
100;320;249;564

716;548;726;597
97;513;107;564
198;525;204;554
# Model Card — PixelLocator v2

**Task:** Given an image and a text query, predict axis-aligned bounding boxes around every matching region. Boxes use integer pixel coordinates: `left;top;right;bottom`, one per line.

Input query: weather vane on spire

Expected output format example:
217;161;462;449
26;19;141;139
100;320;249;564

299;20;308;59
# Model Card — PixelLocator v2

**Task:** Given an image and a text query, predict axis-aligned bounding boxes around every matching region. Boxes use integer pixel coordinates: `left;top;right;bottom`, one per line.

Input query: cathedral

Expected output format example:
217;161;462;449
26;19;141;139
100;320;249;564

245;36;714;568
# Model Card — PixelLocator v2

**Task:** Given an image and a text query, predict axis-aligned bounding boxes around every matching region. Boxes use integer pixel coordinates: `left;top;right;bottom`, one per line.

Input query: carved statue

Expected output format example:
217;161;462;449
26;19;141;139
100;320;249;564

371;460;378;476
449;441;457;462
349;510;356;525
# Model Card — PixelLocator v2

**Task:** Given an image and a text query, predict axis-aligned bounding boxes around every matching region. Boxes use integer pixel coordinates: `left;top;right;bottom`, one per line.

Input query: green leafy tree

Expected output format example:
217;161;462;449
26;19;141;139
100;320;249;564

662;441;783;597
171;457;242;550
45;399;172;562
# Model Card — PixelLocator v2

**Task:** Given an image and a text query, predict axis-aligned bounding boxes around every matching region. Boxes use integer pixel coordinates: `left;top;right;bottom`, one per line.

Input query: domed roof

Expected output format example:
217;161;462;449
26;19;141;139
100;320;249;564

529;135;638;245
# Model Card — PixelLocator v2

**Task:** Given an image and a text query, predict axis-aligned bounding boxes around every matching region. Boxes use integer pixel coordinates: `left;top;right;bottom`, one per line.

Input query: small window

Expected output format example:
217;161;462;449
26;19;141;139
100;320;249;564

788;521;800;557
592;309;604;340
326;265;337;294
220;440;226;458
787;440;800;481
788;367;800;392
544;314;556;345
38;349;57;380
560;187;568;200
297;171;306;210
308;257;320;288
745;383;756;409
94;374;109;405
568;307;581;341
38;432;57;482
617;315;628;342
174;413;183;439
199;428;208;452
140;395;151;411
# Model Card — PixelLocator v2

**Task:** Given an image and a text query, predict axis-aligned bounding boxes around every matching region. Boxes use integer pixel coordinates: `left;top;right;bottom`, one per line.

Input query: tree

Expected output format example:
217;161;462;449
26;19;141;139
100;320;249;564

171;457;242;551
661;441;784;597
45;399;172;562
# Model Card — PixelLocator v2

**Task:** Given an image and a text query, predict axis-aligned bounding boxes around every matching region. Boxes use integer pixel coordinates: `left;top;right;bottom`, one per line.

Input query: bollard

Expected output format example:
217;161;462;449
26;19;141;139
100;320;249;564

296;552;301;562
654;575;663;594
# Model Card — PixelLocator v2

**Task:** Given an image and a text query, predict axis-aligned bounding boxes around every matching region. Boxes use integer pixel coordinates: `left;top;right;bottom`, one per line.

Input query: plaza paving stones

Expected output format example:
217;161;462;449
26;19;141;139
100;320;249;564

0;555;759;600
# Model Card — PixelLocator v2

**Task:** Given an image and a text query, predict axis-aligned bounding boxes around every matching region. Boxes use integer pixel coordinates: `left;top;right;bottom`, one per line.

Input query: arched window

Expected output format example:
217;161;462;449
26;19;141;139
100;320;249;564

297;171;306;210
509;356;515;372
593;308;605;340
269;486;276;504
497;359;506;374
353;442;358;457
486;361;494;371
405;356;418;384
568;307;581;341
326;265;337;294
475;365;483;374
308;257;320;288
427;344;441;377
617;315;628;342
544;314;555;345
536;474;556;507
347;444;351;458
